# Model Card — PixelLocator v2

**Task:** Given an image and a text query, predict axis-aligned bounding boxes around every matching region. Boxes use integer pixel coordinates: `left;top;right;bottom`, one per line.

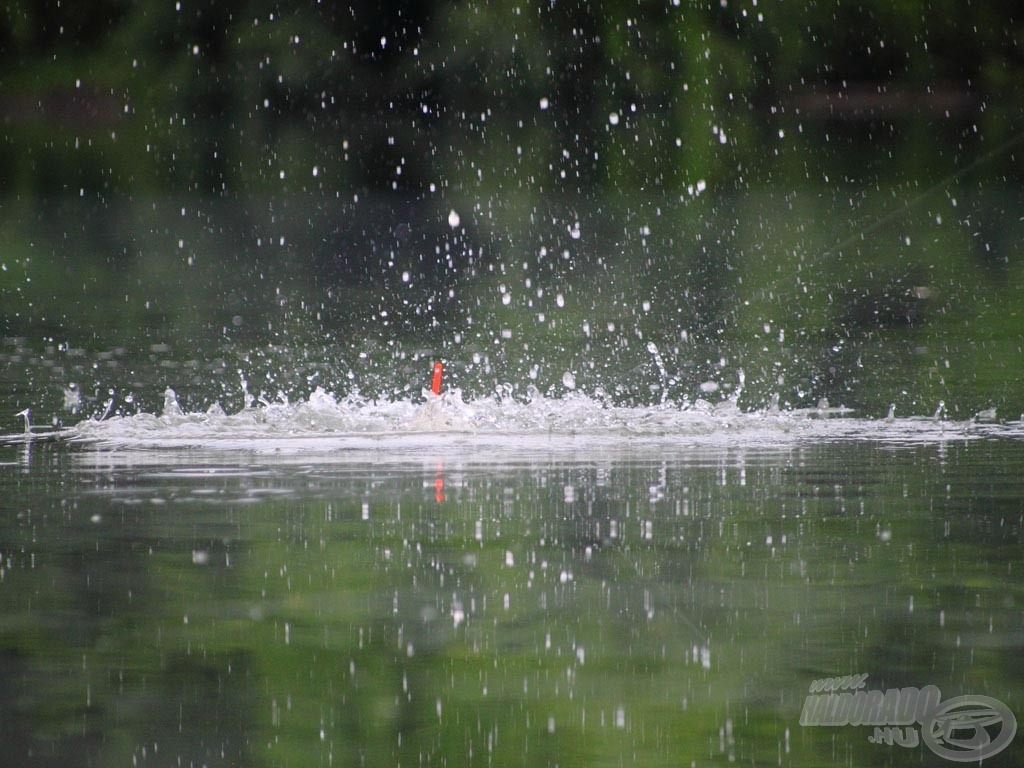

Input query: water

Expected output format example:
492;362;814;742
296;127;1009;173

3;23;1024;764
1;405;1022;766
4;184;1024;426
3;177;1024;766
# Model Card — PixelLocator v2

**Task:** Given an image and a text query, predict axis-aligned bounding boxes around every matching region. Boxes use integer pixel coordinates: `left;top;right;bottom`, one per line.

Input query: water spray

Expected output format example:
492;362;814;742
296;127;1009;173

646;342;669;405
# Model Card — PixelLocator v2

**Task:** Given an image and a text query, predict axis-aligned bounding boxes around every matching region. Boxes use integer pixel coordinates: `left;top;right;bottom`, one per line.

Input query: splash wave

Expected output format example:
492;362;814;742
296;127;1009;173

21;386;1018;454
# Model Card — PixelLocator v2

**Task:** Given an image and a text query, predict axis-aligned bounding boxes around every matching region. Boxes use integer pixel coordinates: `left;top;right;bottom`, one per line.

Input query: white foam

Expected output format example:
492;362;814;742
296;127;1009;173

22;385;1018;457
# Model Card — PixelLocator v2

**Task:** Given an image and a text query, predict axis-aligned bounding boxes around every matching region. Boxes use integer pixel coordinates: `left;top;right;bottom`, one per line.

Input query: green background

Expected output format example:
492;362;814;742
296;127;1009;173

2;0;1023;421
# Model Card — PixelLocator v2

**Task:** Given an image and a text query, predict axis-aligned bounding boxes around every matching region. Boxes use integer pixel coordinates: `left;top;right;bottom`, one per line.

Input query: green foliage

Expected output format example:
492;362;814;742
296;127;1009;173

2;0;1022;195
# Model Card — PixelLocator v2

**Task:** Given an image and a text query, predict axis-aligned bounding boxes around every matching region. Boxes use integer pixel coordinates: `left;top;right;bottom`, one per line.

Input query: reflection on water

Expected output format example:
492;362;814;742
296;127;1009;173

1;438;1021;767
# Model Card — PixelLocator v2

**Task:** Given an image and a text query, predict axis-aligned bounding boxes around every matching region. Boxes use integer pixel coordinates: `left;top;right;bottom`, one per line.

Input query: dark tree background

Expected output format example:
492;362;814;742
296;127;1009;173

2;0;1021;197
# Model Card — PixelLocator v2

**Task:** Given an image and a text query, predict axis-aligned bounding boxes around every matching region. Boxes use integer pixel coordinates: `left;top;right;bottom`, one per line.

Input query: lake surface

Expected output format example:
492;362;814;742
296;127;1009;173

1;412;1022;767
2;72;1023;768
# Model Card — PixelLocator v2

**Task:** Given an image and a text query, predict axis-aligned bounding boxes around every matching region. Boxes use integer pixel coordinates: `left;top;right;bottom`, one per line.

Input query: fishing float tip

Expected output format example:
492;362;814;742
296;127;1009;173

431;361;443;395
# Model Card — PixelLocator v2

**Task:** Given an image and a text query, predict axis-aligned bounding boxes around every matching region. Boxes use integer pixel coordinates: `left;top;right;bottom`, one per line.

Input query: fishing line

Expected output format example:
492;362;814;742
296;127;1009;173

823;127;1024;259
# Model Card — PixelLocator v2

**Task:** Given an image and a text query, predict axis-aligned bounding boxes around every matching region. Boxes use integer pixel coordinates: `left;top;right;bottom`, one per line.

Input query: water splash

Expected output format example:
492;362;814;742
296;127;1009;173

5;385;1013;454
647;342;669;405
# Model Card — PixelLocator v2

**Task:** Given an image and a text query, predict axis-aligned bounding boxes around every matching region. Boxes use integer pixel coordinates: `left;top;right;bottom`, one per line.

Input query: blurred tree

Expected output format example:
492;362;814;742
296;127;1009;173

3;0;1021;197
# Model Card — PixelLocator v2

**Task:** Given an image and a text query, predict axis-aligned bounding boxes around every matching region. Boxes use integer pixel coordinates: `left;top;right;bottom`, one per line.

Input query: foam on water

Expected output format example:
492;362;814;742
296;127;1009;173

7;385;1021;456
